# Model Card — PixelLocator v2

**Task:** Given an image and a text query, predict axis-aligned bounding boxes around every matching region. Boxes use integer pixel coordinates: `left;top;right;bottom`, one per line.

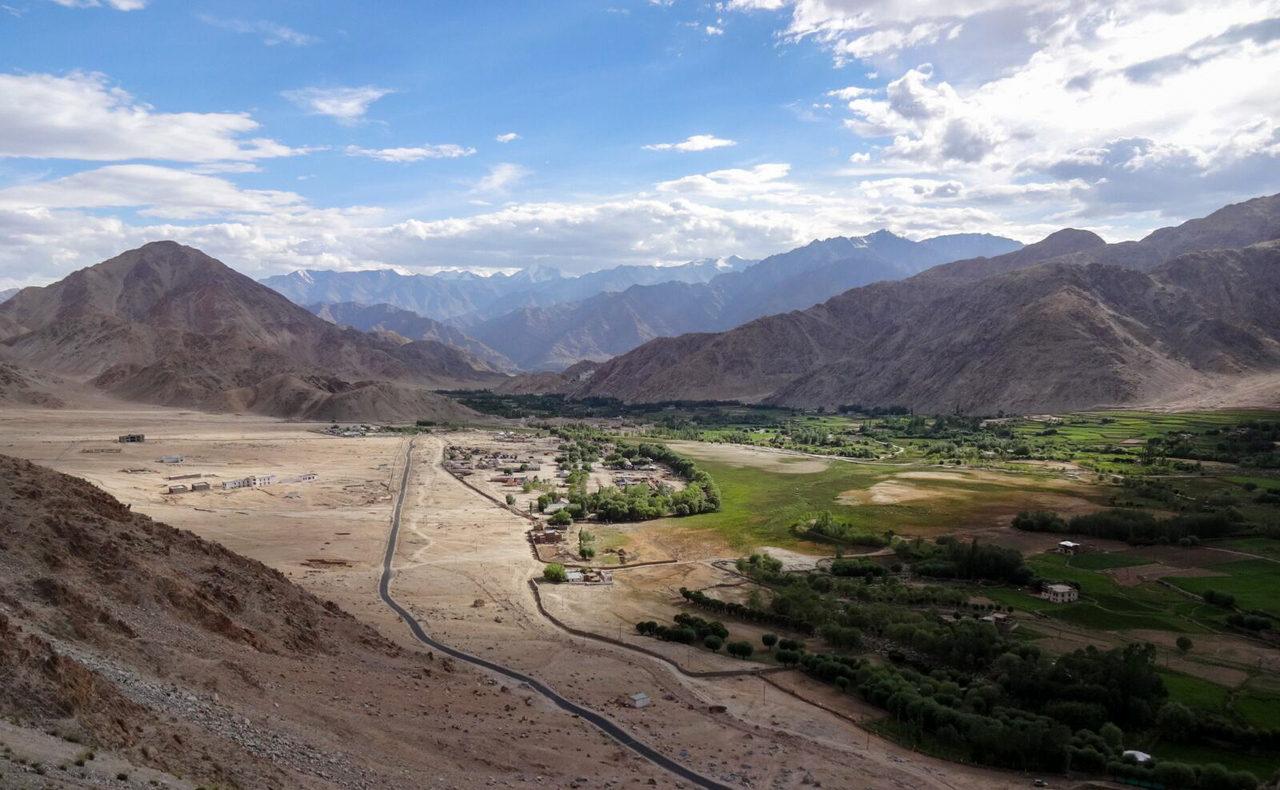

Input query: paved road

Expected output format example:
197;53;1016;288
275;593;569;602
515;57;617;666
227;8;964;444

377;438;735;790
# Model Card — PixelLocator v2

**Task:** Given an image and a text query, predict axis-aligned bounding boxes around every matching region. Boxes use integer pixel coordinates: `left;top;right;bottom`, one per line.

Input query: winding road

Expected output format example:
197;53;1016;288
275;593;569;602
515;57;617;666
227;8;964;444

377;438;735;790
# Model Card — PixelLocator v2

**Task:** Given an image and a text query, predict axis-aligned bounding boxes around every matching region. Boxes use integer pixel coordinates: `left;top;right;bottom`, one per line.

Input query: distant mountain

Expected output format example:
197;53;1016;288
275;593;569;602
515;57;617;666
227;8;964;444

259;256;755;324
0;241;501;420
0;287;17;304
573;194;1280;413
309;301;517;371
469;231;1022;370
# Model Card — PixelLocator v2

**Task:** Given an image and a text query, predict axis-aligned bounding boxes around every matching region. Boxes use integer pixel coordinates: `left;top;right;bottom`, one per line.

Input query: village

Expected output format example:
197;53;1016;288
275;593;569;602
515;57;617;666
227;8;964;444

441;429;689;580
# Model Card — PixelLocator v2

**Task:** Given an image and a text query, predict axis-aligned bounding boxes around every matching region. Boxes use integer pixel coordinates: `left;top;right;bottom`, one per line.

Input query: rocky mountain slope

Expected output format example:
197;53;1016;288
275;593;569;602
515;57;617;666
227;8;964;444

0;242;502;420
0;454;659;789
575;195;1280;413
469;231;1021;370
310;301;516;371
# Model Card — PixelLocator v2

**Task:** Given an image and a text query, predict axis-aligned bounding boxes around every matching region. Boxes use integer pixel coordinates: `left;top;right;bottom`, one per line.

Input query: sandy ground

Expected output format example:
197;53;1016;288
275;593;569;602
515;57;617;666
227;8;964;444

0;407;1036;790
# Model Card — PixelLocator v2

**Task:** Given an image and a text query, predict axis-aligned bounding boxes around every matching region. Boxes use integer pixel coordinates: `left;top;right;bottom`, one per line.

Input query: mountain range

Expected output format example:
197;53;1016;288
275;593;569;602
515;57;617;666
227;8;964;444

569;194;1280;413
270;231;1022;371
0;242;499;420
261;255;754;325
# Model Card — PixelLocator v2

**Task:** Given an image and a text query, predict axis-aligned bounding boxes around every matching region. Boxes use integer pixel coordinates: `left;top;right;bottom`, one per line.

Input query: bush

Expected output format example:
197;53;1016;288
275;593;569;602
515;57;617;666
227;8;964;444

543;563;568;583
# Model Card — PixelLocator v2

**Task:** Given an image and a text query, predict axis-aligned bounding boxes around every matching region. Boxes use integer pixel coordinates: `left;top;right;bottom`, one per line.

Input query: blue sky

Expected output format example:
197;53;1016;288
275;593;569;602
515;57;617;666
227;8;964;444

2;0;1279;286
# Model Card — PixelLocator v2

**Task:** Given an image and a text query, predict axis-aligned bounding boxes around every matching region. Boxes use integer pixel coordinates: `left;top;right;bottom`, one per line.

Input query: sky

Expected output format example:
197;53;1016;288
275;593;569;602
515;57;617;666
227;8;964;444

1;0;1279;287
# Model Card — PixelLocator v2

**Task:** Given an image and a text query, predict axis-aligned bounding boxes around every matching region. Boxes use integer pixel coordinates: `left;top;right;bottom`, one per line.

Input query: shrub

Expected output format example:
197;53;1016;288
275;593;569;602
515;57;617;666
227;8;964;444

543;563;568;583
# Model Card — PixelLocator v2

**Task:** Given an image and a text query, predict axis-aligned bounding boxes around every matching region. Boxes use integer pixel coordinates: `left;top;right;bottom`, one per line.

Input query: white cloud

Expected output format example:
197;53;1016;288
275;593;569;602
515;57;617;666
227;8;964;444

642;134;738;152
0;72;299;163
827;85;873;100
706;25;724;35
474;163;531;193
282;86;393;124
197;14;320;46
655;163;800;201
48;0;146;10
0;164;305;220
495;132;522;143
345;144;476;163
848;151;872;163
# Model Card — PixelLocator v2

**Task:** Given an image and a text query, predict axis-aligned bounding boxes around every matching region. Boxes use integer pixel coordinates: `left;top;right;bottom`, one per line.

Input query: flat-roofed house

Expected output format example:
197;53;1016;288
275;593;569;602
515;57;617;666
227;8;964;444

1041;583;1078;603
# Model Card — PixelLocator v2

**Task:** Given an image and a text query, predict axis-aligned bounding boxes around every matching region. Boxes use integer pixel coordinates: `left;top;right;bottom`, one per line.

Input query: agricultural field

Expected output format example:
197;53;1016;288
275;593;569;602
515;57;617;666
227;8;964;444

639;440;1105;552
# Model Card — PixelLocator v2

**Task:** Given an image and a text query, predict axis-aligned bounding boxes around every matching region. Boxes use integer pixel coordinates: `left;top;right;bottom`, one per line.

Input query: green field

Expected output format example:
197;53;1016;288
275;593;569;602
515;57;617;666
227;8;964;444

1149;741;1280;779
646;446;1101;551
1026;553;1219;632
1165;559;1280;619
1160;670;1231;713
1214;537;1280;560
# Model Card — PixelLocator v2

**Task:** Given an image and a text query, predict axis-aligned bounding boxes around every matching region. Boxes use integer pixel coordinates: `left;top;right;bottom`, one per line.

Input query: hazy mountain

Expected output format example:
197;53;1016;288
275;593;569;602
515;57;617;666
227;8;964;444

0;241;501;419
0;287;17;304
470;231;1022;370
573;194;1280;413
259;256;755;324
309;301;517;371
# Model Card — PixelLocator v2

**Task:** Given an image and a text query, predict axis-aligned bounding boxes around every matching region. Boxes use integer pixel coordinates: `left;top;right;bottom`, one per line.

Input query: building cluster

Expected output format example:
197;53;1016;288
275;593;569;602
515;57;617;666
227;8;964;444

444;444;543;478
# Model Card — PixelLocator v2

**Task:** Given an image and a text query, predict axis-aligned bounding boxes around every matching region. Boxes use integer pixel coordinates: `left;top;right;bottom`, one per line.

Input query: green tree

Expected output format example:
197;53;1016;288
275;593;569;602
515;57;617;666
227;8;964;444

1099;722;1123;750
543;564;567;583
548;509;572;526
761;633;778;652
1156;702;1195;741
1175;636;1193;653
703;635;723;652
726;640;754;660
505;493;516;506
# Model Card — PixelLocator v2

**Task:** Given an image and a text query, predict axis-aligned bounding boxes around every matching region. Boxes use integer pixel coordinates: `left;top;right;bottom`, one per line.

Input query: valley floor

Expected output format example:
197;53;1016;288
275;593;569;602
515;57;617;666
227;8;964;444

0;404;1040;790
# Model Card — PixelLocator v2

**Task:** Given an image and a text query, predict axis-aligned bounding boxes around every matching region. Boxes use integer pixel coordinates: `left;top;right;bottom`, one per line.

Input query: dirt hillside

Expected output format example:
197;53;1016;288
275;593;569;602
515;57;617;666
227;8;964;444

0;454;662;789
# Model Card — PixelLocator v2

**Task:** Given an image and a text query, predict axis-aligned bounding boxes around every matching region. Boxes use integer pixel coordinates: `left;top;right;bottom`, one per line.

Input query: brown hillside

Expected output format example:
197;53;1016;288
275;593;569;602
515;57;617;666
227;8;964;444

0;454;658;788
0;242;505;418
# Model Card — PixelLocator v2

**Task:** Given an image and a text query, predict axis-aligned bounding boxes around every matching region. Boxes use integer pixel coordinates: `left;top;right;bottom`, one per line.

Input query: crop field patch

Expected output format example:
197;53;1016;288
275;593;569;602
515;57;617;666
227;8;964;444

1166;558;1280;618
1068;552;1152;570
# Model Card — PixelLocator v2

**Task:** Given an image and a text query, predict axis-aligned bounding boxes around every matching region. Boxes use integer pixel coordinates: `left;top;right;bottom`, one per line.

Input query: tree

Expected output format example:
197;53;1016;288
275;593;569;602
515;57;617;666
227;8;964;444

726;640;754;660
1099;722;1123;750
704;635;723;653
548;509;573;526
1156;702;1195;741
505;493;516;506
761;633;778;652
1175;636;1193;653
579;546;596;560
543;564;568;583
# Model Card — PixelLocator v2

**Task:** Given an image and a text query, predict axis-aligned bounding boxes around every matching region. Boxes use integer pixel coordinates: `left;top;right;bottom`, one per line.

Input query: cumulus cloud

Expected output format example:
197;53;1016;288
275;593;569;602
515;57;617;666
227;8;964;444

0;165;305;220
642;134;738;152
197;14;320;46
0;72;299;162
282;86;393;124
345;144;476;163
495;132;522;143
474;163;531;193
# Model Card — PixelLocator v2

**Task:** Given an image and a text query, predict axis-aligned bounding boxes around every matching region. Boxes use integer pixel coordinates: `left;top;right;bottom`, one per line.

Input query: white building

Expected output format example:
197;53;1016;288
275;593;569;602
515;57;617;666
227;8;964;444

1056;540;1082;555
1041;583;1078;603
627;693;651;709
1123;750;1153;764
299;473;318;483
222;474;277;491
157;455;184;464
